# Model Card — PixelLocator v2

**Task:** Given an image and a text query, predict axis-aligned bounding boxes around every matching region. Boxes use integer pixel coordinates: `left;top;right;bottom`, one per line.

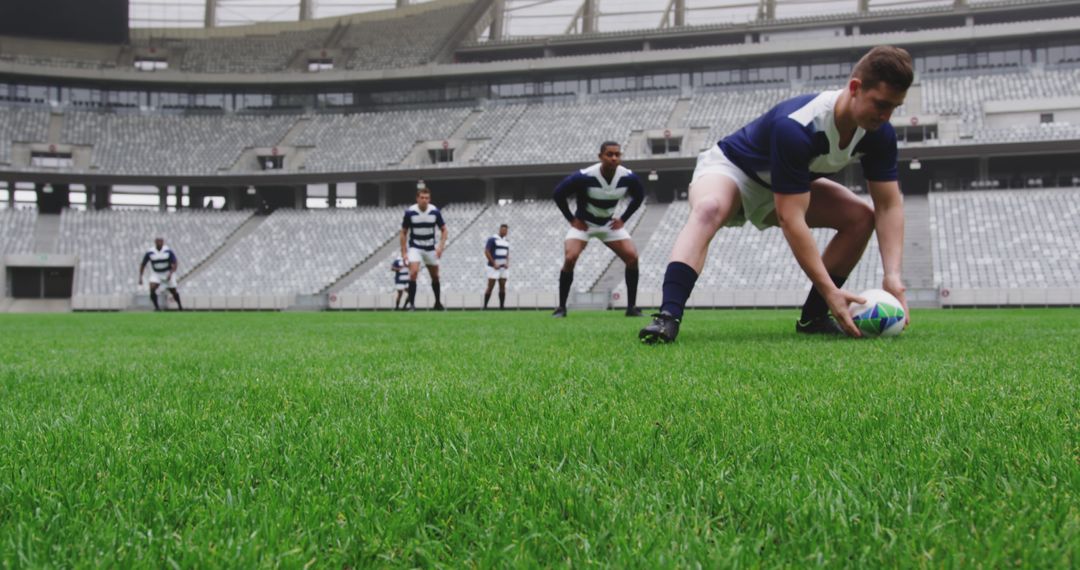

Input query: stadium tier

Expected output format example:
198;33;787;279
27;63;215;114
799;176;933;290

0;209;37;257
930;189;1080;290
181;206;418;295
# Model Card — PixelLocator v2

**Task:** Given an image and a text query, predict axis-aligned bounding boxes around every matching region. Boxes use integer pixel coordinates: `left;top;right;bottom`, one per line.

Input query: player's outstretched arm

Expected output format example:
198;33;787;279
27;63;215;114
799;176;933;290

868;179;909;326
776;192;865;337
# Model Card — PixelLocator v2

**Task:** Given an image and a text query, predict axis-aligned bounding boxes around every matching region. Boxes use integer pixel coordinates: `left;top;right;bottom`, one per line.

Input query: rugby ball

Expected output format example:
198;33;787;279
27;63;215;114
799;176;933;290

848;288;905;337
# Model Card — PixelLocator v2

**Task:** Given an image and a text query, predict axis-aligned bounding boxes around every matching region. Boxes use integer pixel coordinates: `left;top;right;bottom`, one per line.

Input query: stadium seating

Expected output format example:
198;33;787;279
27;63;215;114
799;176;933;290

61;111;297;175
0;106;50;164
294;107;472;172
56;209;250;295
930;189;1080;289
0;209;37;256
184;204;485;296
338;2;472;70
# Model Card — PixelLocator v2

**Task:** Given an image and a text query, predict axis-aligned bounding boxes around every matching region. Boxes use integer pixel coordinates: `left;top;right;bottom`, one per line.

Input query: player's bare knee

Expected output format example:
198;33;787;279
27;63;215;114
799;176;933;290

851;201;875;237
690;197;727;231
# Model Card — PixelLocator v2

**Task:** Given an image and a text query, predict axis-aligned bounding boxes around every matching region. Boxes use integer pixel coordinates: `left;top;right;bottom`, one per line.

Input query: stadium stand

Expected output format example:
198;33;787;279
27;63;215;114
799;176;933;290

930;189;1080;289
183;204;485;296
170;29;328;74
484;97;675;164
57;209;250;295
0;209;37;256
294;107;472;172
0;106;50;164
61;111;297;175
338;1;472;70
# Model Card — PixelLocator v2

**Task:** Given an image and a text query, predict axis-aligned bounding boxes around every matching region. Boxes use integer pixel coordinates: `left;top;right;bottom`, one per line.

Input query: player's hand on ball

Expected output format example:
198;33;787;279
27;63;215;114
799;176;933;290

827;288;865;337
571;218;588;231
882;274;910;328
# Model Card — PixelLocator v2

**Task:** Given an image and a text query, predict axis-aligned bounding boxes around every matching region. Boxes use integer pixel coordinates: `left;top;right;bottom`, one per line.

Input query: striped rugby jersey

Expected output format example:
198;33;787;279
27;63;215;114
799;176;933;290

485;235;509;268
141;246;177;274
553;163;645;225
401;203;446;251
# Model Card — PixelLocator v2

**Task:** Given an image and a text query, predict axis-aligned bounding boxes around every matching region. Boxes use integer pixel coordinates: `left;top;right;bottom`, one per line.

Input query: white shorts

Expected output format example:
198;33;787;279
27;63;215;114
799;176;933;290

149;272;178;289
394;283;408;291
407;247;439;266
486;266;509;280
565;220;632;243
691;145;777;230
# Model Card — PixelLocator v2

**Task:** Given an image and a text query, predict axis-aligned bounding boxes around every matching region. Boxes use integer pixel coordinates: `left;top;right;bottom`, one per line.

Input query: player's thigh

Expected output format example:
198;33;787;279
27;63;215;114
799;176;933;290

805;178;874;230
688;173;742;228
564;237;588;261
426;264;439;279
604;238;638;263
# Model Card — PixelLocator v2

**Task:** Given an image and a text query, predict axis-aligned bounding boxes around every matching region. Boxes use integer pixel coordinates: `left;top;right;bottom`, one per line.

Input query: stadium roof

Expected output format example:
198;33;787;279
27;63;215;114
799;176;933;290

132;0;972;37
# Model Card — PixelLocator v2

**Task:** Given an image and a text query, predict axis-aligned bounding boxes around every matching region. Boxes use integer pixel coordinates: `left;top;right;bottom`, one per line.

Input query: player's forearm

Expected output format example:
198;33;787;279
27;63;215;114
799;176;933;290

439;228;448;249
399;231;408;255
870;182;905;278
782;222;835;295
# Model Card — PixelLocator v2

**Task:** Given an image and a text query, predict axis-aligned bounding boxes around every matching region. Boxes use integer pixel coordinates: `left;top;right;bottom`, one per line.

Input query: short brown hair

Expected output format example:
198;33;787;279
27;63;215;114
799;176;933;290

851;46;914;92
416;188;431;196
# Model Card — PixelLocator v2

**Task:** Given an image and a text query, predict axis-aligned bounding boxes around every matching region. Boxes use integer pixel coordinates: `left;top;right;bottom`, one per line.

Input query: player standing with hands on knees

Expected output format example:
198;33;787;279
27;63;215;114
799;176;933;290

640;46;914;344
552;141;646;318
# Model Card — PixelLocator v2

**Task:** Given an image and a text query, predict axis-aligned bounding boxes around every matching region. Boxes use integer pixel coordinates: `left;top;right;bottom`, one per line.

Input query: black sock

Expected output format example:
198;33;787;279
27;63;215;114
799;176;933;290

558;270;573;309
171;290;182;310
801;273;847;322
498;290;505;309
483;291;491;309
625;267;639;309
150;291;160;310
395;294;402;309
659;262;698;320
432;280;441;305
406;280;417;307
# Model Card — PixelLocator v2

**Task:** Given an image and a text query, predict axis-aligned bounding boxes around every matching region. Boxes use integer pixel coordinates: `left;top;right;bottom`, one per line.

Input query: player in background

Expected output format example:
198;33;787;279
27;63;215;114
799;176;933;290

138;237;183;311
391;256;409;309
552;141;645;318
483;224;510;310
640;46;913;344
400;188;448;311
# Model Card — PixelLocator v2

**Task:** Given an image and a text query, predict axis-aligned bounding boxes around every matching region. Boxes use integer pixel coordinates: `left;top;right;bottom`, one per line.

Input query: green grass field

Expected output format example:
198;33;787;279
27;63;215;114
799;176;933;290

1;309;1078;568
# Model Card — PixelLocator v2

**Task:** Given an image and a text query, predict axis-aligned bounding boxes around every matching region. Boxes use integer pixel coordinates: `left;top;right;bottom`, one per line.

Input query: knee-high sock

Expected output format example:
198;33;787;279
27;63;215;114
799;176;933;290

625;267;639;308
498;290;506;309
406;280;417;306
483;290;492;309
558;270;573;309
801;274;847;322
170;290;183;310
432;280;441;305
395;292;403;309
659;262;698;319
150;290;160;310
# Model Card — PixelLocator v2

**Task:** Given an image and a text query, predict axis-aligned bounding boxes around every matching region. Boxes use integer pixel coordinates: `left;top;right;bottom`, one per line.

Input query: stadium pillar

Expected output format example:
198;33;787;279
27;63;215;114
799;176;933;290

377;183;388;207
582;0;598;34
328;183;337;209
484;179;495;204
92;185;111;210
978;156;989;180
228;187;243;211
396;0;409;7
299;0;313;21
490;0;505;41
5;181;14;209
295;186;305;209
674;0;685;26
204;0;217;28
158;186;167;212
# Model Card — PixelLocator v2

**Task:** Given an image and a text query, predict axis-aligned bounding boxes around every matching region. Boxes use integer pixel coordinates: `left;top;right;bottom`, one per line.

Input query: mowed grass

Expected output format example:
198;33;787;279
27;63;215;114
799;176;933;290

0;309;1078;568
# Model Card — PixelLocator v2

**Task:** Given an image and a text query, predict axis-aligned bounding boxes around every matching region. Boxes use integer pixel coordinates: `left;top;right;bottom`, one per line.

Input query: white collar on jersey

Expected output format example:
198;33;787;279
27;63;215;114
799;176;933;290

582;162;630;189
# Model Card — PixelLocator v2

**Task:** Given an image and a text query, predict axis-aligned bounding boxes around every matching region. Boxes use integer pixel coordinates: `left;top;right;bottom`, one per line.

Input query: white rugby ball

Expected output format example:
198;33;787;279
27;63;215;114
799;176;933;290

848;288;905;337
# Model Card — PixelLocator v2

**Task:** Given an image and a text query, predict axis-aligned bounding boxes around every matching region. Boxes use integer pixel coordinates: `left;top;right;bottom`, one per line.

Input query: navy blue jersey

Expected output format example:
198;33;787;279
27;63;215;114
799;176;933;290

553;163;645;225
391;257;409;285
401;203;445;251
485;235;509;268
718;89;898;194
141;246;177;273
